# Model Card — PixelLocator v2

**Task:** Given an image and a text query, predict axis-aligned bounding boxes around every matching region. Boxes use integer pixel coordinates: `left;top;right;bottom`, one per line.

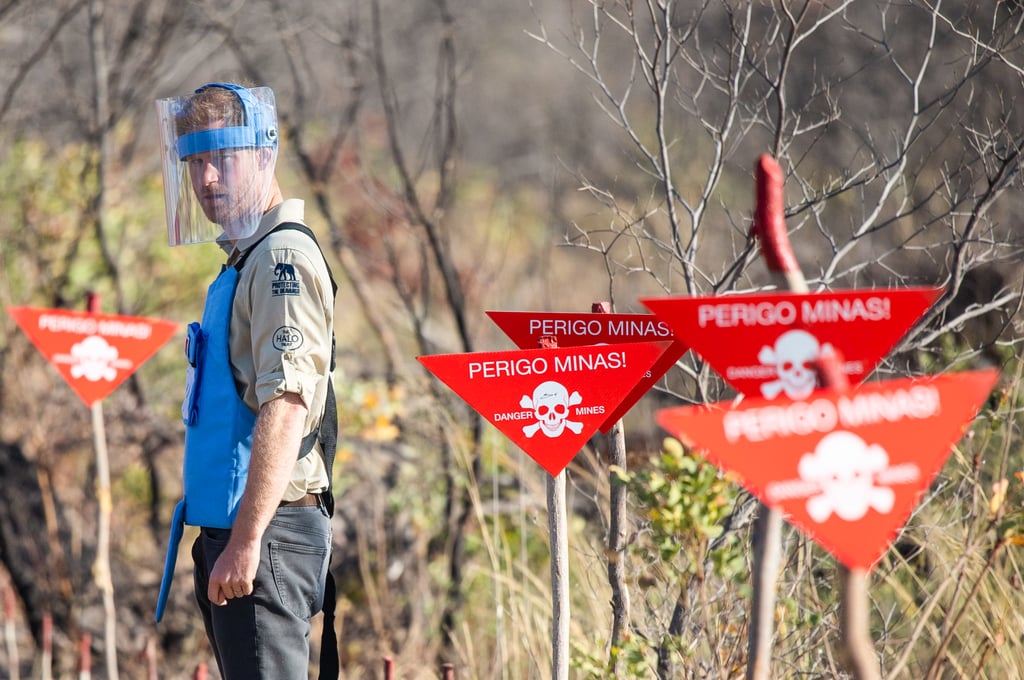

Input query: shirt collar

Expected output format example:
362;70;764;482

221;199;307;263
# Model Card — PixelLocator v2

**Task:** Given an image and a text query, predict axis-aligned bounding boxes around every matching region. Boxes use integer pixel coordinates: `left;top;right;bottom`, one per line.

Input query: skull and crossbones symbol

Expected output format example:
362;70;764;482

799;431;895;522
758;330;832;400
520;381;583;438
69;336;120;382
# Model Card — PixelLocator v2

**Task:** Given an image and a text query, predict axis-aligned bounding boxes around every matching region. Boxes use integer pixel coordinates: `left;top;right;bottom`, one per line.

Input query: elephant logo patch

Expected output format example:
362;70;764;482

275;263;296;280
272;262;300;296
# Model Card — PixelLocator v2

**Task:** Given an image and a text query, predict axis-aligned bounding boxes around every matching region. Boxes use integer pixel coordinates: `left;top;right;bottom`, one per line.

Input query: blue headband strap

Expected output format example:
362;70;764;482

177;127;260;158
175;83;277;159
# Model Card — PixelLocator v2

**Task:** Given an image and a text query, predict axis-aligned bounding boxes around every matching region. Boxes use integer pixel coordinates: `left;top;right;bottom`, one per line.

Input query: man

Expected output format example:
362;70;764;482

154;82;338;679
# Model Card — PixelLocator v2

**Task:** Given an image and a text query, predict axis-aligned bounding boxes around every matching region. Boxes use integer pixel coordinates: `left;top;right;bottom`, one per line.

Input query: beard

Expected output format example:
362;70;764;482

199;178;269;240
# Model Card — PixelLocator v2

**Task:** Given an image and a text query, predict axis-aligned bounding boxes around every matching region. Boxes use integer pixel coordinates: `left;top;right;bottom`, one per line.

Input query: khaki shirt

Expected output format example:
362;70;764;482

220;199;333;500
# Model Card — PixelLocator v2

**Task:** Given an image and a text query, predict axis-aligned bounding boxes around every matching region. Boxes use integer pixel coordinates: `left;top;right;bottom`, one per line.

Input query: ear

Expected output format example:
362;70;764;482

258;146;276;169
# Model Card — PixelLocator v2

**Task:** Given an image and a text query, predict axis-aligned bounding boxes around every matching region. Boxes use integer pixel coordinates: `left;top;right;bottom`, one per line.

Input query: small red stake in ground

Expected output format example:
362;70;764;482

642;288;941;399
655;369;999;570
419;341;670;476
487;311;686;431
8;306;178;407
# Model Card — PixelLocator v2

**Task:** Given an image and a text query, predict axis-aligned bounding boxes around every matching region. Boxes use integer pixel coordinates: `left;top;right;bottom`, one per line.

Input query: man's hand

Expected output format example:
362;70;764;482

207;392;308;605
208;536;261;605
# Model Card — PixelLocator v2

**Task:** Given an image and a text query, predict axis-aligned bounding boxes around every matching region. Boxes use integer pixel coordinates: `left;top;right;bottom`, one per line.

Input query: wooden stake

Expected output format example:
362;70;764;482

42;613;52;680
3;585;19;680
86;292;119;680
539;335;570;680
592;301;631;670
746;155;802;680
79;633;92;680
748;157;879;679
815;350;879;680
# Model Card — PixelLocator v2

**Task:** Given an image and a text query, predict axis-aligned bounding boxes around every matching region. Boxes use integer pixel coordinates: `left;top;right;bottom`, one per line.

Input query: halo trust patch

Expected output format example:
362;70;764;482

273;326;304;351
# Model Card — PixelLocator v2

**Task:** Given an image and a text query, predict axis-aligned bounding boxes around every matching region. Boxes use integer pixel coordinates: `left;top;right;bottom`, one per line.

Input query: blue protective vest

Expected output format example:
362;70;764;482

180;264;256;528
156;264;256;621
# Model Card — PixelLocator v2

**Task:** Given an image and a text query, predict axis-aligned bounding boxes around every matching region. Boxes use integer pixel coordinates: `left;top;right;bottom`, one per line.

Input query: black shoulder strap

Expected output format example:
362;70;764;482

235;222;338;297
234;222;338;455
236;222;341;679
236;222;339;487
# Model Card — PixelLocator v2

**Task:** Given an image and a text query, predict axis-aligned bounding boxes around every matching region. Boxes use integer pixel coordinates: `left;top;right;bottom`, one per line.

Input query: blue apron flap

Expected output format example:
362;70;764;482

155;499;187;623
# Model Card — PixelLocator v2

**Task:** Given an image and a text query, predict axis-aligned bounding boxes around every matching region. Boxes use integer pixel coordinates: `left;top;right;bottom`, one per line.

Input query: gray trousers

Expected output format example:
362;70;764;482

193;504;331;679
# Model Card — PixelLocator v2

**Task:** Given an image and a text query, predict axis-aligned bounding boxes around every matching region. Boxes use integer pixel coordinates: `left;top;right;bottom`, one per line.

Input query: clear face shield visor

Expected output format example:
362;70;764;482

155;83;279;247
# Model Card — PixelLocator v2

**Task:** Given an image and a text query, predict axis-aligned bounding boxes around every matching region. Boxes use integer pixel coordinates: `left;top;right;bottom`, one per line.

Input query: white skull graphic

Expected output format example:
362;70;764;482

520;381;583;438
69;335;119;382
758;330;832;400
798;430;895;522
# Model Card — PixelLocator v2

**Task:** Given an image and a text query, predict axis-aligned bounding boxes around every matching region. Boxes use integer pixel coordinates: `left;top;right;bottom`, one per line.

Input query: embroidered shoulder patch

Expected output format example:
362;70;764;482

272;262;301;296
273;326;304;351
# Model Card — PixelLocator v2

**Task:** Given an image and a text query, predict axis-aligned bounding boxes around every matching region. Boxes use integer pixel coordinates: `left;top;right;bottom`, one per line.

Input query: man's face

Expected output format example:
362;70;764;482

160;86;279;246
185;146;265;237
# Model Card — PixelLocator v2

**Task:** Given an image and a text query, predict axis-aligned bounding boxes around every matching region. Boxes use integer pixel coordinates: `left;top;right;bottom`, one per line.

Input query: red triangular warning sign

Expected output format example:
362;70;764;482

655;369;998;570
486;310;688;431
642;287;942;399
8;306;179;407
419;342;670;476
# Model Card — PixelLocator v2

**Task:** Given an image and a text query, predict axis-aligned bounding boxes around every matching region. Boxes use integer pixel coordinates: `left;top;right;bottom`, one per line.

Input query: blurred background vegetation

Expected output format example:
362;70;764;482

1;0;1024;678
